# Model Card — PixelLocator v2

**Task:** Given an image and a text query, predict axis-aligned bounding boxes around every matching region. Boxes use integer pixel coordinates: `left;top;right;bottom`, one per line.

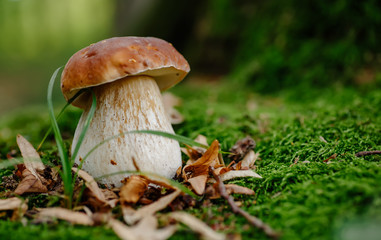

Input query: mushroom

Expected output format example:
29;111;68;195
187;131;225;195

61;37;190;187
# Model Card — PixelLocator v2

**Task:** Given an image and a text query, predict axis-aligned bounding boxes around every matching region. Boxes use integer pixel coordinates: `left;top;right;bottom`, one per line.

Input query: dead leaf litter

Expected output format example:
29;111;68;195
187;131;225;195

0;134;274;239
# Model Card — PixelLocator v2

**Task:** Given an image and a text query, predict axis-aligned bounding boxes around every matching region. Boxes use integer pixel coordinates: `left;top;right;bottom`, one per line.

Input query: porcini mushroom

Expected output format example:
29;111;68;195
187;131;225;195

61;37;190;187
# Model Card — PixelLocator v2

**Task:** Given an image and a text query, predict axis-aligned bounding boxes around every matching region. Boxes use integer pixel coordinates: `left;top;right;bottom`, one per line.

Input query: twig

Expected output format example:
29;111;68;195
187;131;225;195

131;157;140;171
323;153;337;163
210;167;280;239
355;150;381;157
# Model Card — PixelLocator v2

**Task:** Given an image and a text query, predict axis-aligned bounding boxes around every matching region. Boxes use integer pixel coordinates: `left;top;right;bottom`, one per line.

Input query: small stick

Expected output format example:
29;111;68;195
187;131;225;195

355;150;381;157
323;153;337;163
131;156;140;171
210;167;280;239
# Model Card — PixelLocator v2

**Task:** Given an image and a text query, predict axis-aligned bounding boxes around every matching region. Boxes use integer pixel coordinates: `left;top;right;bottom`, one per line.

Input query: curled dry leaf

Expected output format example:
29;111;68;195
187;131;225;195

183;140;221;195
213;166;231;176
183;140;220;181
123;189;181;225
181;134;208;162
110;216;177;240
228;136;256;161
14;169;48;195
120;175;149;205
170;211;225;240
162;92;184;125
38;207;94;225
73;167;117;208
240;150;259;169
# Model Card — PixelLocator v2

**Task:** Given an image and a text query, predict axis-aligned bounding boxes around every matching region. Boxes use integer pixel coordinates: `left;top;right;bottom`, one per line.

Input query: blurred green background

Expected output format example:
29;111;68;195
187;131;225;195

1;0;380;115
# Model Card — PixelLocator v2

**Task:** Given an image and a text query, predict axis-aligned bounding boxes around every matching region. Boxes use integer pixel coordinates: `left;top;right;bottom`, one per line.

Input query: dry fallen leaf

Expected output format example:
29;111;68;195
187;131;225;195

206;184;255;199
209;170;262;183
14;135;48;195
0;197;26;211
170;211;225;240
38;207;94;225
212;166;231;176
14;169;48;195
120;175;149;204
16;134;45;174
183;140;220;181
181;135;208;161
73;167;117;208
123;189;181;225
228;136;256;161
225;184;255;196
187;174;208;195
240;150;259;169
162;92;184;124
183;140;221;195
110;215;177;240
0;197;28;220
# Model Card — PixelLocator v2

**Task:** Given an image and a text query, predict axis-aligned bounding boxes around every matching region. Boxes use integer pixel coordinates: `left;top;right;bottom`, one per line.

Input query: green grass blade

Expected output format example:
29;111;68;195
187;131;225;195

132;130;209;148
37;89;86;151
47;67;73;208
71;90;96;164
0;158;24;169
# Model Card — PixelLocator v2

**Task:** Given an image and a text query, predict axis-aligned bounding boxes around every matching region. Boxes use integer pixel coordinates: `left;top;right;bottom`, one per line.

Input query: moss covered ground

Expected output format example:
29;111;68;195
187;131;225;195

0;81;380;240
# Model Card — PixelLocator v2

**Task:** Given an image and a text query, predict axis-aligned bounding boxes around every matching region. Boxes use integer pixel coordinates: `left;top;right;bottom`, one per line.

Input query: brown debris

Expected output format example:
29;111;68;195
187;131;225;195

206;184;255;199
183;140;220;180
210;167;280;239
228;136;256;161
215;170;262;182
355;150;381;157
123;190;181;225
323;153;337;163
14;169;48;195
120;175;149;205
0;197;28;220
1;132;270;240
14;135;49;195
181;135;208;162
187;175;208;195
73;168;117;208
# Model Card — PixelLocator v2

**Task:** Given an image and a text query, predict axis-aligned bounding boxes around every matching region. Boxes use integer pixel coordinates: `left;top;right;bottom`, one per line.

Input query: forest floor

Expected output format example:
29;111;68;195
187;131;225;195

0;79;380;240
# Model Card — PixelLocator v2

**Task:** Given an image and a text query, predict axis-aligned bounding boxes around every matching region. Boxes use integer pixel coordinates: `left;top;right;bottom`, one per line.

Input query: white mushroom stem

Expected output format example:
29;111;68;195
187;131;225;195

72;75;182;187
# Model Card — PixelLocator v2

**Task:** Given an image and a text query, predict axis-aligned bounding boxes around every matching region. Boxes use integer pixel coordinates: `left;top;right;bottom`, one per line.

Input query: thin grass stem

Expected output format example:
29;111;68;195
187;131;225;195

47;67;73;209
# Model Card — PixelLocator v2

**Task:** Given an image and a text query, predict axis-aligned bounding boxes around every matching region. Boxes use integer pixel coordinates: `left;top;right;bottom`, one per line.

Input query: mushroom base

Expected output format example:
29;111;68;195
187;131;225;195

72;75;182;187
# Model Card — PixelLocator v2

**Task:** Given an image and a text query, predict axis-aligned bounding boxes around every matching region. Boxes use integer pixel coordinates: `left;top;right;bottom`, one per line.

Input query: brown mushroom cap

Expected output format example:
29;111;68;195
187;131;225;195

61;36;190;108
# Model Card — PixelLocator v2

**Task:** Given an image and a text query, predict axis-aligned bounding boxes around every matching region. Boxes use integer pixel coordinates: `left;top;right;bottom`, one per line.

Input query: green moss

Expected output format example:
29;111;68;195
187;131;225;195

0;83;380;239
0;221;118;240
